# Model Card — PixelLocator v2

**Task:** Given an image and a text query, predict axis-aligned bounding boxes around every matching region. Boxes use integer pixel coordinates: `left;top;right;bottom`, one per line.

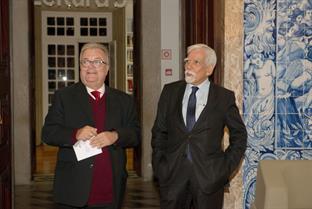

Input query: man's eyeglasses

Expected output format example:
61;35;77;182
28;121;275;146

184;58;204;67
80;59;108;68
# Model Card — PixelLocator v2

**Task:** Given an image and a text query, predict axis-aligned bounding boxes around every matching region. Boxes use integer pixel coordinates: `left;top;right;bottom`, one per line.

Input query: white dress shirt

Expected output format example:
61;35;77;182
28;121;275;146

86;84;105;100
182;79;210;125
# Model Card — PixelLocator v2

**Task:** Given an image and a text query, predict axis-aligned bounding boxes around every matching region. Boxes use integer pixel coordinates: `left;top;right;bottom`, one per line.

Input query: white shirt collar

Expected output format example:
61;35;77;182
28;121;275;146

86;84;105;99
186;78;210;92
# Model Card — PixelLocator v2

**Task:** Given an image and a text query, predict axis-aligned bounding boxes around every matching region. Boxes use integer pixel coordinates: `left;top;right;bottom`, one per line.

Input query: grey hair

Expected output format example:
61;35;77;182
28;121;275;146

187;44;217;67
80;42;110;65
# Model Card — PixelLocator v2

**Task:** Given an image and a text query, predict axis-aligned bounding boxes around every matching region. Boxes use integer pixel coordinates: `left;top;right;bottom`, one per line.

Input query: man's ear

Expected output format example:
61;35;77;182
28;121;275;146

206;65;214;76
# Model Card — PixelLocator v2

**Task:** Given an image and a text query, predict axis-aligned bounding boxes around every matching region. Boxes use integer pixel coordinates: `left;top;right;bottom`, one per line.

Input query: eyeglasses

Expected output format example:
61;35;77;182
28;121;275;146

80;59;108;68
184;58;204;66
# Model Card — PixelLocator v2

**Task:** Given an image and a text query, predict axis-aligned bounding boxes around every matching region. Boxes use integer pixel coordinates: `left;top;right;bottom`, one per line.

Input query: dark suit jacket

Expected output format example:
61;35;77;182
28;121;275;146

152;80;247;194
42;82;140;208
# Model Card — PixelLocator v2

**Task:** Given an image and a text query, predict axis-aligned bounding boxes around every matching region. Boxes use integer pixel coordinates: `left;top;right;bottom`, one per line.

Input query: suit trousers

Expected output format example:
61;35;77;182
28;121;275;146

159;159;224;209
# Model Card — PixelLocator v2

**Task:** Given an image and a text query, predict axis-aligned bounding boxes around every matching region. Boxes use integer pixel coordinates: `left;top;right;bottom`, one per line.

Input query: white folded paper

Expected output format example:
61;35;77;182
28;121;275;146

73;139;102;161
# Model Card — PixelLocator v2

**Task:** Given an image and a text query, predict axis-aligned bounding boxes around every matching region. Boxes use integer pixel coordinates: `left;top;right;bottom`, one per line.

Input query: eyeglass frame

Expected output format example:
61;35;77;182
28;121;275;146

80;59;109;68
183;58;207;67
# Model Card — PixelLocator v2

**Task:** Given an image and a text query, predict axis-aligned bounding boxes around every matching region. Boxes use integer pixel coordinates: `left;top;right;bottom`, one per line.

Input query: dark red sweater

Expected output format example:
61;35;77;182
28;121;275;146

87;93;114;205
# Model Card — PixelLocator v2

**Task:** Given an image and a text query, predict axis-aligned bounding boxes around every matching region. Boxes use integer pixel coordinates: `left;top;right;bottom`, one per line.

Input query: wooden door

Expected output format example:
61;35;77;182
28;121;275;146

184;0;214;47
133;0;142;176
183;0;223;84
0;0;12;208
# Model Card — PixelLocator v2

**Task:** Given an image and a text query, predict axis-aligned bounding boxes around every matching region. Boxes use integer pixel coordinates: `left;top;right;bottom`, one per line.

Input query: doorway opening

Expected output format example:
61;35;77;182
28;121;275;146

33;1;141;179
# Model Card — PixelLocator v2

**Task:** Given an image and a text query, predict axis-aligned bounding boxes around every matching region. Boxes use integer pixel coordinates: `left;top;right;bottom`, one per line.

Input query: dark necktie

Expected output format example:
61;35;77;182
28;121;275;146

185;86;198;162
186;86;199;131
91;90;101;101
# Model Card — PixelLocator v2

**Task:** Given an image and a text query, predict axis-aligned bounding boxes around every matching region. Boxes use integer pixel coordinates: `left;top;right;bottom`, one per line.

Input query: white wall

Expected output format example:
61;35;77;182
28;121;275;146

140;0;182;181
160;0;181;87
12;0;32;184
140;0;161;181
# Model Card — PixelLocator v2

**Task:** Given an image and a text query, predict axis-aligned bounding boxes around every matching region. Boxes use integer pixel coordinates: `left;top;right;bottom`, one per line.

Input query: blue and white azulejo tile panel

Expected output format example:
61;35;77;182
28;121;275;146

275;0;312;148
243;0;312;208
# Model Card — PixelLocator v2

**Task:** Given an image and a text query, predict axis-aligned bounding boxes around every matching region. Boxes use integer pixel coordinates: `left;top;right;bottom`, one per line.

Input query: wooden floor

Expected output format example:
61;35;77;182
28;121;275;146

36;145;58;174
15;176;160;209
36;144;134;174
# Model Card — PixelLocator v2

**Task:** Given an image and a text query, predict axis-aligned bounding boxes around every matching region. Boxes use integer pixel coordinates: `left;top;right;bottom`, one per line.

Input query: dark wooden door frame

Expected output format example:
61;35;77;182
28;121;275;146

0;0;12;208
29;0;36;180
133;0;142;176
184;0;214;47
183;0;223;84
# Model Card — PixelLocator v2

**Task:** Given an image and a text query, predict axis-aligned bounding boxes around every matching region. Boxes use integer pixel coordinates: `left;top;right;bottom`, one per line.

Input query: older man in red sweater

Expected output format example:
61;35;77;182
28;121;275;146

42;43;140;209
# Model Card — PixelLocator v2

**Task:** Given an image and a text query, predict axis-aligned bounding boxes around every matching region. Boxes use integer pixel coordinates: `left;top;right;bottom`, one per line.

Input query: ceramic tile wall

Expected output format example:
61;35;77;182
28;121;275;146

243;0;312;208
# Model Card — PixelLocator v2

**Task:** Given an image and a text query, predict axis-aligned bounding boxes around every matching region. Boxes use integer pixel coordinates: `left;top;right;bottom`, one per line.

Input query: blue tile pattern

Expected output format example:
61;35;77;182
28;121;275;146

243;0;312;208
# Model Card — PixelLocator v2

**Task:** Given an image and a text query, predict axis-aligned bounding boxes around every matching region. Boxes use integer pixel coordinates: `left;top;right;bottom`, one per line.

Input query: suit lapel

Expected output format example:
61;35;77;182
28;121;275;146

193;83;218;130
73;82;94;125
177;83;187;125
175;82;188;131
73;84;114;130
104;86;114;131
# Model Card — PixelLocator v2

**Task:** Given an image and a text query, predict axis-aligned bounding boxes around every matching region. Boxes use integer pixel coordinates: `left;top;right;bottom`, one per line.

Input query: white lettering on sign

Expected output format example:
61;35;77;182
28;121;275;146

95;0;109;7
34;0;128;8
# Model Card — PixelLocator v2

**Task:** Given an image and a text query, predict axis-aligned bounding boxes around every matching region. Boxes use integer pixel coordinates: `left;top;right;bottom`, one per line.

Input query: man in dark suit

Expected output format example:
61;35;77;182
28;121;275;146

42;42;140;209
152;43;247;209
